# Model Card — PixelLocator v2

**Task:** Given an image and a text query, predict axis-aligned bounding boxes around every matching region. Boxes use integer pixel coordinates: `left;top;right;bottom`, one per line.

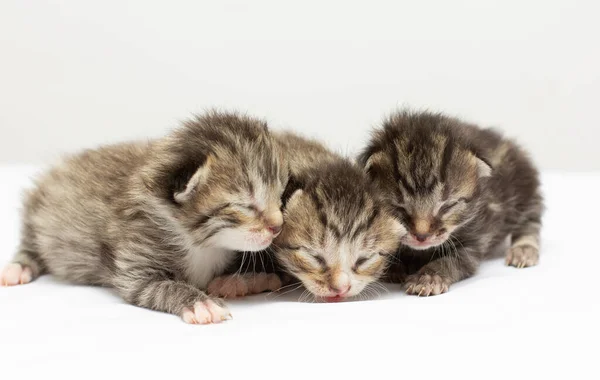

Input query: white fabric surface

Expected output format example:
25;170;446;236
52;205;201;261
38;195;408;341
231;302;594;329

1;166;598;379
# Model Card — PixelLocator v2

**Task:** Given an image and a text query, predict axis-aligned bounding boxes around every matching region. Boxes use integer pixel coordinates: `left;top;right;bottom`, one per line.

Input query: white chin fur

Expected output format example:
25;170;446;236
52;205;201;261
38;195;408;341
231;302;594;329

405;243;435;250
211;228;273;252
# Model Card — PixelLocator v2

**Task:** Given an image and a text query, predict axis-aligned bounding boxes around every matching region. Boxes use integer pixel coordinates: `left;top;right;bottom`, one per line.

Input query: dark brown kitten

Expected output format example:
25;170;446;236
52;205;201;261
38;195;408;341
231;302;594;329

359;110;543;296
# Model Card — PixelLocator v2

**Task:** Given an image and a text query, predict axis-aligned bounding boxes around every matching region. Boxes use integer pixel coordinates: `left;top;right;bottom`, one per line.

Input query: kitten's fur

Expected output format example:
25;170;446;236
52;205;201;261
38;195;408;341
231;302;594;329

210;132;406;301
359;110;543;296
0;111;288;323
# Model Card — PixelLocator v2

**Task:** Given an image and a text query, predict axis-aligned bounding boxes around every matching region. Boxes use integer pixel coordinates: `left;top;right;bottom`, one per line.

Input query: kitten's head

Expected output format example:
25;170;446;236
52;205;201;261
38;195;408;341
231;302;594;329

274;160;404;301
145;111;288;252
359;111;491;250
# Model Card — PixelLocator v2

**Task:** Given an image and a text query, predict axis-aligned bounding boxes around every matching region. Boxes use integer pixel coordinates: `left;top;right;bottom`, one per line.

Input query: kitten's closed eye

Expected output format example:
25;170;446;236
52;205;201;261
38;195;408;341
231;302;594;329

355;257;369;267
393;204;410;219
438;201;458;215
312;255;327;267
232;203;258;214
280;244;304;251
353;256;377;273
438;198;467;215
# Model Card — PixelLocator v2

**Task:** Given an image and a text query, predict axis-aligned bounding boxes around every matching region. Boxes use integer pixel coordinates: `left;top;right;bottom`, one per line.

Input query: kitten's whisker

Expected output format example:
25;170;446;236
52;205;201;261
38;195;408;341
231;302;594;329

268;283;304;299
372;281;389;294
298;289;310;303
258;251;266;272
361;287;372;301
274;281;302;291
233;251;247;279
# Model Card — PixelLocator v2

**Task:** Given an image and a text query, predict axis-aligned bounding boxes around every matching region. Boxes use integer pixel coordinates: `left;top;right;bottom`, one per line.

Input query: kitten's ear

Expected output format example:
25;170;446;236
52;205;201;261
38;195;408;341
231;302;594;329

288;188;304;204
281;175;304;208
475;156;492;178
362;151;390;177
174;156;212;203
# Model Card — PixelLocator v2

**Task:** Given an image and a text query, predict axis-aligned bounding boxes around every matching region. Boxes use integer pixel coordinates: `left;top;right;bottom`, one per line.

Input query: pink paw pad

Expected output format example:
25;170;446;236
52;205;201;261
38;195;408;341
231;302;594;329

0;263;33;286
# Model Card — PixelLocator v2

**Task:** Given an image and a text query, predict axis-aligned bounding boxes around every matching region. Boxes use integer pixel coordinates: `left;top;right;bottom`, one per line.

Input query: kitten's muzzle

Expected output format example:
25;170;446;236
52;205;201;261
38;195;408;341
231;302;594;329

324;285;351;302
404;229;449;250
329;284;351;297
264;209;283;237
268;225;282;236
413;232;431;242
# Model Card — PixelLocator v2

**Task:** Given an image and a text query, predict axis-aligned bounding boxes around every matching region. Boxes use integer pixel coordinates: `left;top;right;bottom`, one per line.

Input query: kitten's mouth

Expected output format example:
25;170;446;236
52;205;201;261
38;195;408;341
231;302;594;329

403;236;447;250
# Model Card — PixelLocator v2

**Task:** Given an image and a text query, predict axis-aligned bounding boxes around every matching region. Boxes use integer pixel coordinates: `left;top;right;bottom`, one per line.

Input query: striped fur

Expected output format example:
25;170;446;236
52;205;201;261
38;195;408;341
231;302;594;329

271;132;405;300
3;111;287;322
359;110;544;296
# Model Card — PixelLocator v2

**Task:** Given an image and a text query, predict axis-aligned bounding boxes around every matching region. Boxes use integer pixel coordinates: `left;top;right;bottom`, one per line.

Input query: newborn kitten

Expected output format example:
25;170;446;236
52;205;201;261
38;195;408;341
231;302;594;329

0;111;287;323
359;110;544;296
209;132;405;302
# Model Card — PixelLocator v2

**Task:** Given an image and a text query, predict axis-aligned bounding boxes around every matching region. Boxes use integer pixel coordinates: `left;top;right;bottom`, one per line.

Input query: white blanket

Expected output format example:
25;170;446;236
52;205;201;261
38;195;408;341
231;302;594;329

1;166;597;379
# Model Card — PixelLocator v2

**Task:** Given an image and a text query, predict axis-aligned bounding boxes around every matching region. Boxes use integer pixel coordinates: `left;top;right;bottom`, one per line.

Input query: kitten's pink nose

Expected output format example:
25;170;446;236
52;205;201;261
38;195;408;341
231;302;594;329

330;284;351;296
268;225;282;236
414;232;431;242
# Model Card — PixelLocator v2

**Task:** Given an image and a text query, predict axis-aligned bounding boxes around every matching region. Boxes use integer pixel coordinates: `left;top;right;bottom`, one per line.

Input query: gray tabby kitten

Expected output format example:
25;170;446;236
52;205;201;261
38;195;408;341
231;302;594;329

0;111;288;323
209;131;405;302
359;110;543;296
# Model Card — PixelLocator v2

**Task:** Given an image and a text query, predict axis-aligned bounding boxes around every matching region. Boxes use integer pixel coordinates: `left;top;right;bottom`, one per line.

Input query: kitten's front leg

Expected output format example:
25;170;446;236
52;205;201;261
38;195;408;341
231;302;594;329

115;273;231;324
506;221;541;268
207;272;282;298
404;248;480;297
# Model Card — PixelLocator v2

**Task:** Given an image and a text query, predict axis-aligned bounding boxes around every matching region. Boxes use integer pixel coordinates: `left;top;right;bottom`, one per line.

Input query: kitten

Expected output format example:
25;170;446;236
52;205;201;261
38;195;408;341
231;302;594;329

358;110;544;296
0;111;288;323
209;131;405;302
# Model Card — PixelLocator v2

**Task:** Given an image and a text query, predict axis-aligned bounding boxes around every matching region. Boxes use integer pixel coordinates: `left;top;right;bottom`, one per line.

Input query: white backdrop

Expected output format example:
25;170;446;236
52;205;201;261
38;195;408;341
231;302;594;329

1;0;599;170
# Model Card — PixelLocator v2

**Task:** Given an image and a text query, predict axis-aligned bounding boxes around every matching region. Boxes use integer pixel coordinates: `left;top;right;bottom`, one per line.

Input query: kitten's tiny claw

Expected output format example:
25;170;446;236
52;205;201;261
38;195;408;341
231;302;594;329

204;299;230;323
405;273;450;297
193;302;212;324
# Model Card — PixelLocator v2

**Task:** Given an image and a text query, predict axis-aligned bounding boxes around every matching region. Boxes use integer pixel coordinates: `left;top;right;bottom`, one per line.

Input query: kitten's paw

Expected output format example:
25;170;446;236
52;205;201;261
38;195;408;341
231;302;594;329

506;245;539;268
0;263;33;286
405;273;450;297
181;299;232;325
207;276;249;298
249;273;282;294
207;273;282;298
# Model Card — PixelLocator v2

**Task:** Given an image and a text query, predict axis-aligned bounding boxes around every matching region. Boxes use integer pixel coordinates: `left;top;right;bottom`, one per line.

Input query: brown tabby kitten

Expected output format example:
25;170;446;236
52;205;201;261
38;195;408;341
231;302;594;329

0;111;288;323
359;110;543;296
209;132;405;302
